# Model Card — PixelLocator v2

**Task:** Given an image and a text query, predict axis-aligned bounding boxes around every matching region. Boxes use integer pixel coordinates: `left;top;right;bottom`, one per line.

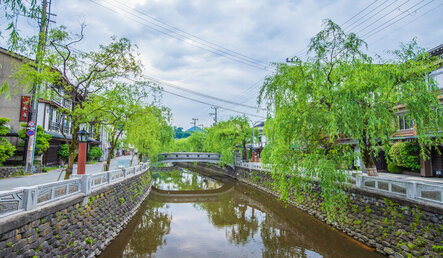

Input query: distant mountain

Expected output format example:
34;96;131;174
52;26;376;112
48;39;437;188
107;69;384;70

185;126;203;133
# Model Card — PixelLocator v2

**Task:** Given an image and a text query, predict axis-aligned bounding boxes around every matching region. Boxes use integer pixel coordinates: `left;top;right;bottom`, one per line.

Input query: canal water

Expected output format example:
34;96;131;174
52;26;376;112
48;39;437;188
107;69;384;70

101;168;382;257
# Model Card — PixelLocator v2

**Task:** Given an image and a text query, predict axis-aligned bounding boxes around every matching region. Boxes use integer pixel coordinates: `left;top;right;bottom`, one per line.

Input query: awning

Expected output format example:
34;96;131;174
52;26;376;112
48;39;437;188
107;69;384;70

5;128;18;137
44;130;72;141
87;138;101;144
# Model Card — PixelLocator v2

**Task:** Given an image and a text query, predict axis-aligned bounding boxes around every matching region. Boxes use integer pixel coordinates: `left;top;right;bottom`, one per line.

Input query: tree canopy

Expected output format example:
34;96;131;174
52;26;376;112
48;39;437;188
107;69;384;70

205;116;254;165
259;19;442;218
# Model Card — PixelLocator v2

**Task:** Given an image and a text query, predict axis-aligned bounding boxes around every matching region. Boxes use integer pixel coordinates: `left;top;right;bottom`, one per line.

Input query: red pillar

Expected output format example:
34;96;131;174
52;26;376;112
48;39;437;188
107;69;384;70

77;142;87;175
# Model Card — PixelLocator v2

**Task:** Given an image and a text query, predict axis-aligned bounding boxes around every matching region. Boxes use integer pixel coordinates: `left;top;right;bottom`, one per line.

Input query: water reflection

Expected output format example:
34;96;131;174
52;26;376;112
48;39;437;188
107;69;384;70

152;169;223;190
101;169;381;258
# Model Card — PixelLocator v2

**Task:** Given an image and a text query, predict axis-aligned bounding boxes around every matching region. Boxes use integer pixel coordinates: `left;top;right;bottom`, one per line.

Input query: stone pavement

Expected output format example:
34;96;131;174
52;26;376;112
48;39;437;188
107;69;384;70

377;172;443;185
0;155;139;191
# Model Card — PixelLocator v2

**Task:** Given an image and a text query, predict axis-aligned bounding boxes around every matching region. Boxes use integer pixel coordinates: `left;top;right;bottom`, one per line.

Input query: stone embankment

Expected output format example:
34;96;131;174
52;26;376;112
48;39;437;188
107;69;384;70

0;169;152;257
179;162;443;258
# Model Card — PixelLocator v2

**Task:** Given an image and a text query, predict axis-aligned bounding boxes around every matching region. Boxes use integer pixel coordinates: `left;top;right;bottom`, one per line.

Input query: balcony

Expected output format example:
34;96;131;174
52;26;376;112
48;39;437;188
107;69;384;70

49;121;60;131
62;125;71;135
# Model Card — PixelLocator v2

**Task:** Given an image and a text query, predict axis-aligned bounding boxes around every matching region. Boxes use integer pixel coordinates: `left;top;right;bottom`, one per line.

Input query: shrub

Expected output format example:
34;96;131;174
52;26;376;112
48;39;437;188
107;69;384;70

0;117;16;165
58;144;70;162
387;163;403;174
388;142;420;172
87;147;103;160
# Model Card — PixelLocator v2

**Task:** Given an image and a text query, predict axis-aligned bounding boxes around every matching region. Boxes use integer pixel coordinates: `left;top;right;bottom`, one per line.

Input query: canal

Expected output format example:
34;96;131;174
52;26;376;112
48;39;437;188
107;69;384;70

101;168;382;257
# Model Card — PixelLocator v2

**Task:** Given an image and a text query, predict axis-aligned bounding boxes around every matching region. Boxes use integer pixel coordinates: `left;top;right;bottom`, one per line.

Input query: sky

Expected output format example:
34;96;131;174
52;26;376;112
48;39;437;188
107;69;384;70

3;0;443;129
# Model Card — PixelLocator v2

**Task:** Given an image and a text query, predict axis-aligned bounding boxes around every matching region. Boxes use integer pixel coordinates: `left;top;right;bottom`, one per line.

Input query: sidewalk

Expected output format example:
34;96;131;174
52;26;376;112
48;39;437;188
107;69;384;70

0;155;139;191
377;172;443;185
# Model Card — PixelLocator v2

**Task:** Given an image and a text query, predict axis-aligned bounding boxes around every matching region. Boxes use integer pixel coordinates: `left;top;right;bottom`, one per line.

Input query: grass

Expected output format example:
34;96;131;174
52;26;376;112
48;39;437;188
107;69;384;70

86;160;98;164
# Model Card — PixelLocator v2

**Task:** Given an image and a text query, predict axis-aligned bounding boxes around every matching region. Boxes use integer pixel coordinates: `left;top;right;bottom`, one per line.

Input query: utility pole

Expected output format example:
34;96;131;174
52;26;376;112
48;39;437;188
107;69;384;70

25;0;50;173
209;106;218;125
190;118;198;129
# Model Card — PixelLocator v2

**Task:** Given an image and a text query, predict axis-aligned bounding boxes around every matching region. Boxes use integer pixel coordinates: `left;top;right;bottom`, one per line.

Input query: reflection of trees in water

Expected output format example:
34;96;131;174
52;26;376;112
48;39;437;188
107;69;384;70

123;201;172;257
197;193;308;257
152;170;220;190
195;194;259;245
260;222;306;257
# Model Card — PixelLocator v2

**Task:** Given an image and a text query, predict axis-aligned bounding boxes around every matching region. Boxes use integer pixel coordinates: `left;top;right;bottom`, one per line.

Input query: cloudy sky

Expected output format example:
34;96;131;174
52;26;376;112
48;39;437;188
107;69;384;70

5;0;443;129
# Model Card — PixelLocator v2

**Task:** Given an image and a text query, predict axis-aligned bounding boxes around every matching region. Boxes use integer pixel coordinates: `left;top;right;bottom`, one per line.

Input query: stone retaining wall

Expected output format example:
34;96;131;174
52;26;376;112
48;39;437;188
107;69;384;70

181;163;443;257
0;167;26;178
0;170;152;257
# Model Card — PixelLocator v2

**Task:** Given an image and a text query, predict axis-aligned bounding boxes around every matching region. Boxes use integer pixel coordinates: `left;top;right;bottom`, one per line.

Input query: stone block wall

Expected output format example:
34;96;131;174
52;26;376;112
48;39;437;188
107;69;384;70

180;163;443;257
236;167;443;257
0;167;26;178
0;170;152;257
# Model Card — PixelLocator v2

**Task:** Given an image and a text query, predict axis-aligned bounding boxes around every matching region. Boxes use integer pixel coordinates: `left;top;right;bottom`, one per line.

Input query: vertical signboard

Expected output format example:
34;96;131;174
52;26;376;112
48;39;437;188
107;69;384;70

19;96;31;122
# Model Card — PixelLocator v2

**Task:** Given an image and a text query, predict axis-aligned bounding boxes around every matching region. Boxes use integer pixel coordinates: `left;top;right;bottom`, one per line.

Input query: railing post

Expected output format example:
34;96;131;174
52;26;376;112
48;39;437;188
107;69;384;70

107;171;111;183
122;167;127;178
406;182;417;199
81;175;91;195
356;174;363;188
23;187;37;211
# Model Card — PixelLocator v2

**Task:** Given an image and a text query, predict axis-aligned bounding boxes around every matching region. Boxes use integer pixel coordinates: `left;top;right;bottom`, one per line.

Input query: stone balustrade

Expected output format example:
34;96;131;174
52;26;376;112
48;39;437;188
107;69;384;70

235;161;443;206
0;162;149;218
159;152;221;163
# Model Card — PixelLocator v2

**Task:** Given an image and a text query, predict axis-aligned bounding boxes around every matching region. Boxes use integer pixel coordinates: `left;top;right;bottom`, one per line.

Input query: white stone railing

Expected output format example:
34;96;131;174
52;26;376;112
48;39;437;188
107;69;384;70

0;162;149;218
235;162;443;206
235;161;272;171
160;152;221;163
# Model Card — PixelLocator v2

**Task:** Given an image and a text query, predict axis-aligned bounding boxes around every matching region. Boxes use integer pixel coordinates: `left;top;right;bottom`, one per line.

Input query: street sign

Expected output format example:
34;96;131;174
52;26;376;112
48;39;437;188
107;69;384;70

27;121;35;127
26;130;35;137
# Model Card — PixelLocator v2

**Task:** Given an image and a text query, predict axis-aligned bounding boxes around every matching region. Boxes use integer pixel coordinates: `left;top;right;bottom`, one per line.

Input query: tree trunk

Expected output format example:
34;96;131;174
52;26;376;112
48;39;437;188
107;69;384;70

104;143;116;171
242;140;247;161
65;125;79;179
130;152;135;166
361;145;378;176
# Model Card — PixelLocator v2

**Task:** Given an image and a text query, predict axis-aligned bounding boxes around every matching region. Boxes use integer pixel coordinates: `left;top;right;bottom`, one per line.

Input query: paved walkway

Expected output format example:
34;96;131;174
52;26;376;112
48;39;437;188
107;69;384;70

0;155;139;191
378;172;443;185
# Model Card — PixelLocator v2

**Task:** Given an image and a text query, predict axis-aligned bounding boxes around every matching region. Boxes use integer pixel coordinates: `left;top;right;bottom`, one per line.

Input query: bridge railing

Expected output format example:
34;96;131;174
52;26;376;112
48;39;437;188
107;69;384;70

235;161;443;206
160;152;221;161
0;162;149;218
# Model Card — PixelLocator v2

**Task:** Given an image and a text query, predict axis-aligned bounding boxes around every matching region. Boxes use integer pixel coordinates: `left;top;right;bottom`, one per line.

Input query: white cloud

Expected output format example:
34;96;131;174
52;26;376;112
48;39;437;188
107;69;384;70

7;0;441;128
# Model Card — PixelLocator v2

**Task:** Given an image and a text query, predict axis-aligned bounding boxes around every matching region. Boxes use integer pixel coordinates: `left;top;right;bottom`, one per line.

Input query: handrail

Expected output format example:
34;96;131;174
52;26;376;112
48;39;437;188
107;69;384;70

0;162;150;218
235;161;443;206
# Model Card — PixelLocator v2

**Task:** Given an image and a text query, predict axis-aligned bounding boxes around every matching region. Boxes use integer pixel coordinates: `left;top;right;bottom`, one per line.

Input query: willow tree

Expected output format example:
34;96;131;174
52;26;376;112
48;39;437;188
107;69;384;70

12;25;142;178
205;116;254;165
85;83;150;171
125;105;173;164
259;19;442;217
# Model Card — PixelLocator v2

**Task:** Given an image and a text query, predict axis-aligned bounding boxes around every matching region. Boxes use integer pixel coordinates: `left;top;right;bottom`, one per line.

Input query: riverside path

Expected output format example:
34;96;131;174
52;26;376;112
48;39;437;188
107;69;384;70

0;155;137;191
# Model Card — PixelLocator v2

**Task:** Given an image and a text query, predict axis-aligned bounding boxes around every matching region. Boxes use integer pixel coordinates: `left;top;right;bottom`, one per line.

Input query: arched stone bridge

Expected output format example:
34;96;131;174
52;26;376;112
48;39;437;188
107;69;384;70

158;152;221;165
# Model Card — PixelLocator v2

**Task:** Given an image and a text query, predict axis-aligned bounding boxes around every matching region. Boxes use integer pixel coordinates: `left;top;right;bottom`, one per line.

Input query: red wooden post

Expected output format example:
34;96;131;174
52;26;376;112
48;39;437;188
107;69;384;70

77;142;87;175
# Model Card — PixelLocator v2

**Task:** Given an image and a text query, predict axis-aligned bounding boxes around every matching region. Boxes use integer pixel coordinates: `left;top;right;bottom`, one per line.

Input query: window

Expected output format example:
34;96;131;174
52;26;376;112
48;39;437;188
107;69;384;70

398;113;413;130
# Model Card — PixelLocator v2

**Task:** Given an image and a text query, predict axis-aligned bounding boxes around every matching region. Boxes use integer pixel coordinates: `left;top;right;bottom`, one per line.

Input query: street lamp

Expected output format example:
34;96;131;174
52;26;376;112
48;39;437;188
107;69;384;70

77;129;89;175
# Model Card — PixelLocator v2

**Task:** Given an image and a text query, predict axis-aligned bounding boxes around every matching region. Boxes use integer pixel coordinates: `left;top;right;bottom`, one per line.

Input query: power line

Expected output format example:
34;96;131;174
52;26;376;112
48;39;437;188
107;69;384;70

346;0;401;32
353;0;413;36
141;75;266;110
344;0;390;30
369;2;443;45
341;0;380;27
140;81;266;118
362;0;434;39
89;0;272;72
107;0;268;68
